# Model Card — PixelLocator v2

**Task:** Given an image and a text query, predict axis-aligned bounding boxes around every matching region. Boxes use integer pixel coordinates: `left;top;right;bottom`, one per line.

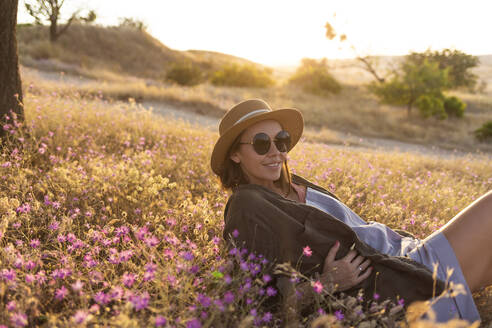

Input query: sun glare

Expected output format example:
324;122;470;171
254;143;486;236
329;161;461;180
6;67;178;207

17;0;492;66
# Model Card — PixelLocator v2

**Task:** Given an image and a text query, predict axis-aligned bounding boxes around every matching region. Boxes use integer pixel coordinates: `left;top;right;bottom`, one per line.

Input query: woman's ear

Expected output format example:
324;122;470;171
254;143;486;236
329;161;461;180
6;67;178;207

230;152;240;164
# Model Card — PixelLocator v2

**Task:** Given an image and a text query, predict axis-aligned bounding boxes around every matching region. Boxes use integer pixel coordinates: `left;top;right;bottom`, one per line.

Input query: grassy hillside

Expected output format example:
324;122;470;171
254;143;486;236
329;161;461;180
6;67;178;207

16;24;264;81
0;79;490;327
17;24;492;154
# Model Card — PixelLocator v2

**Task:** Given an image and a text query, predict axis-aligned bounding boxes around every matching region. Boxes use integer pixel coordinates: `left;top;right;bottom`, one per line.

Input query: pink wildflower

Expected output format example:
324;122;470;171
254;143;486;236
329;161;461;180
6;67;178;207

10;312;28;327
312;281;323;294
29;239;40;248
155;315;167;327
72;310;88;324
303;246;312;257
71;280;84;292
122;272;137;288
55;286;68;300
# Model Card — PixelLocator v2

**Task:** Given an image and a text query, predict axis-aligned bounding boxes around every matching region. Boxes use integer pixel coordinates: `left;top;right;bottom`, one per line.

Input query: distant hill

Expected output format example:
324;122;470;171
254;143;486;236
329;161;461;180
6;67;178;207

16;23;266;81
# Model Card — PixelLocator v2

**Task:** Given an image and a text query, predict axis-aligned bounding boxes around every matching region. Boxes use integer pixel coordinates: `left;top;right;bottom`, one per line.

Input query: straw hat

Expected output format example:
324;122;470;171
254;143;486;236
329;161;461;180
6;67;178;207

210;99;304;175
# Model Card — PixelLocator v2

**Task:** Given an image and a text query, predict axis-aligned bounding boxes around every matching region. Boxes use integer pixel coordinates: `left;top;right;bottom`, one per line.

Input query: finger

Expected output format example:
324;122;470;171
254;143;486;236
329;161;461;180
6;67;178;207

359;259;371;271
356;266;373;283
351;255;366;267
325;240;340;263
342;249;358;263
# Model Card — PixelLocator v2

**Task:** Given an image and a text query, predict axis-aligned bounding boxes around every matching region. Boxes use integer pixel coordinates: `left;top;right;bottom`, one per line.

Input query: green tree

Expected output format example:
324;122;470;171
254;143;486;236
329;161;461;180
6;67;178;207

288;58;341;96
407;49;479;90
24;0;94;42
0;0;24;139
369;59;448;117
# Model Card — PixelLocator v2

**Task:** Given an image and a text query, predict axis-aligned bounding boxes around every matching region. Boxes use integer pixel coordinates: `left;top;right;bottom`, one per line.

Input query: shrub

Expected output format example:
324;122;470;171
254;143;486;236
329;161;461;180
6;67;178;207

288;58;341;97
474;120;492;142
210;63;275;88
415;95;447;120
166;61;204;86
443;96;466;118
369;59;447;116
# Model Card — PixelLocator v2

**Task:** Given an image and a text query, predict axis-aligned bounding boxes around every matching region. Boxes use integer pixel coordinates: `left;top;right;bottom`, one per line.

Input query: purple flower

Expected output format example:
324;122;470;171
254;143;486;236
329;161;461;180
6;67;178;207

93;291;110;305
25;261;36;270
262;312;272;323
48;221;60;231
223;291;234;304
373;293;380;300
240;261;249;271
6;301;17;311
57;234;67;243
109;286;124;300
29;239;40;248
122;272;137;288
145;262;157;273
25;274;35;284
2;269;16;282
143;271;155;281
35;271;46;285
55;286;68;300
266;286;277;297
129;291;150;311
10;312;28;327
16;203;31;214
72;310;88;324
334;310;344;321
232;229;239;238
263;274;272;283
119;250;134;262
155;315;167;327
186;318;201;328
398;298;405;306
197;294;211;308
144;235;160;247
181;251;194;261
136;226;148;240
115;226;130;237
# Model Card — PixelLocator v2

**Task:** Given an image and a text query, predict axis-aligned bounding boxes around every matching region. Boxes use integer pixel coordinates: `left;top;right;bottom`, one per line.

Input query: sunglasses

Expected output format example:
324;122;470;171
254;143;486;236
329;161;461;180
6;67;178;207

239;130;291;155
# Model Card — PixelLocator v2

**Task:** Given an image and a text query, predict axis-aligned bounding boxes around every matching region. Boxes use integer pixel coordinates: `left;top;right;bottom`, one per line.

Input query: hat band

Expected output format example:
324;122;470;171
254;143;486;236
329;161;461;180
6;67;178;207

233;109;271;126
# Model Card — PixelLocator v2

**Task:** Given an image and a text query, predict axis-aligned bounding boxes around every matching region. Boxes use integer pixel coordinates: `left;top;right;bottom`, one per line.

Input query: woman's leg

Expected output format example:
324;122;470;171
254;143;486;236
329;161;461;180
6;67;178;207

439;190;492;292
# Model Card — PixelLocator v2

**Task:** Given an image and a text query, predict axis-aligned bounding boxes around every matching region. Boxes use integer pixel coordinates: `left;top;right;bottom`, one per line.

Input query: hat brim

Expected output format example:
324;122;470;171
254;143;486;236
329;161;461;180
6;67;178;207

211;108;304;175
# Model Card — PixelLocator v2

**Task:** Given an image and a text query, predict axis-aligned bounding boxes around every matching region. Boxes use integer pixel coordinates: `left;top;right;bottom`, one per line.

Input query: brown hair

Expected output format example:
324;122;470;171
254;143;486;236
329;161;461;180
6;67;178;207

217;131;292;195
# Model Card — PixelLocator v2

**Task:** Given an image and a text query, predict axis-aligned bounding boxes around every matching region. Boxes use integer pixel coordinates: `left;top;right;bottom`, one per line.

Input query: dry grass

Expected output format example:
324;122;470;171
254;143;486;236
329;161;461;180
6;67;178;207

0;84;490;326
21;66;492;154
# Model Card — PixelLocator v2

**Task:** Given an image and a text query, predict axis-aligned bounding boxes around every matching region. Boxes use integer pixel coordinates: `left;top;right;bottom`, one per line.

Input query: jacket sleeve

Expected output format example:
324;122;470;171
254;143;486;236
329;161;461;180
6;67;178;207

223;188;283;263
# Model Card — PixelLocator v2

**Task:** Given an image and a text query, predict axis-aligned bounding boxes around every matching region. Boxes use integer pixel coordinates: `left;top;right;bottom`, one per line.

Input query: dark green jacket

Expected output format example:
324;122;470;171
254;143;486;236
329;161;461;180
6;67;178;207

223;174;445;309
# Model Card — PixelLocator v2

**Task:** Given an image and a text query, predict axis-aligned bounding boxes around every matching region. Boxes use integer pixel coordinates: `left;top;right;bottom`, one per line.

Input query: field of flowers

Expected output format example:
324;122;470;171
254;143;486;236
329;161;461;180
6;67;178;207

0;83;491;327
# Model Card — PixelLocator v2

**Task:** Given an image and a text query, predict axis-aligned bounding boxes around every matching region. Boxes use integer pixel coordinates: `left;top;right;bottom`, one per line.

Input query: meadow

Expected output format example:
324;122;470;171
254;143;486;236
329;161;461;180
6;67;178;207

0;74;491;328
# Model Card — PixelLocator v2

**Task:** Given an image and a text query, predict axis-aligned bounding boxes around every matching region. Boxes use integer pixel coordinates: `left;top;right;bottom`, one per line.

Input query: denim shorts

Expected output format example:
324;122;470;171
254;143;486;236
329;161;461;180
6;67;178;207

406;230;481;324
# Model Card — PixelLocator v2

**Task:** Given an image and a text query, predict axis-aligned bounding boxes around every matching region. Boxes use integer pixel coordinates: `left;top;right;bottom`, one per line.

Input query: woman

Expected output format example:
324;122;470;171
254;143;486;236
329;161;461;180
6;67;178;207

210;99;490;324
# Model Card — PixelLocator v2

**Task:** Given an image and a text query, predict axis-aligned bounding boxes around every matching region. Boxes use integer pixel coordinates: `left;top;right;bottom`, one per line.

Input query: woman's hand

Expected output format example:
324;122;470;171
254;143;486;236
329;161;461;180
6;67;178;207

320;241;372;292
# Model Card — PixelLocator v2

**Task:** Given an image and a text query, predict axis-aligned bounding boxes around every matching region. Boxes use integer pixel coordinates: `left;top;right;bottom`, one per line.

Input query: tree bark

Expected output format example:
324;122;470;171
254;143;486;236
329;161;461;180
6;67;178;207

0;0;24;139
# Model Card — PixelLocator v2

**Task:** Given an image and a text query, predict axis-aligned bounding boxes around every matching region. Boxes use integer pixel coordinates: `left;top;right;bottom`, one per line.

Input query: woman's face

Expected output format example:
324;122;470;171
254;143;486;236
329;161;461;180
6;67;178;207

229;120;287;188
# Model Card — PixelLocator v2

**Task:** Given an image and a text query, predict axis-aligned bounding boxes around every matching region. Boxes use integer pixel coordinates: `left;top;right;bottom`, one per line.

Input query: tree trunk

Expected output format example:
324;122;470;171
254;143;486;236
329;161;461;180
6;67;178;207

49;17;58;42
0;0;24;139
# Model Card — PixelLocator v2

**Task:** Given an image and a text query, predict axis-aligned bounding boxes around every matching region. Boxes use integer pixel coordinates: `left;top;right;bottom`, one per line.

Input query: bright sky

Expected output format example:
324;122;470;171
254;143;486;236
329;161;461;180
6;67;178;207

17;0;492;67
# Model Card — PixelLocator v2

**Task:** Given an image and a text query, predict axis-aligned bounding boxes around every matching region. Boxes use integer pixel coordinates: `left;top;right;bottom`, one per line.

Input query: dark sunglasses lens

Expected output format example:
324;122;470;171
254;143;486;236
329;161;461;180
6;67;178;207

275;130;291;152
252;133;271;155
